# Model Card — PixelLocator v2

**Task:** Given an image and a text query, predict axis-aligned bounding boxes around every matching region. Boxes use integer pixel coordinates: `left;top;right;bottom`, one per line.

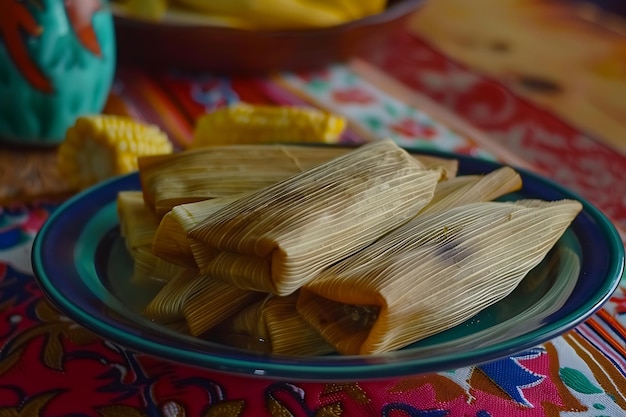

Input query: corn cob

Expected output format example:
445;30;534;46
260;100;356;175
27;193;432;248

58;115;173;190
190;104;346;148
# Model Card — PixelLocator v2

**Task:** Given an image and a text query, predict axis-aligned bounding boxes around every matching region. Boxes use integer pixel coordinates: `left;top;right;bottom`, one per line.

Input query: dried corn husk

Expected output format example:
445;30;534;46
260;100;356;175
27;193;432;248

151;153;459;270
181;278;266;337
152;193;248;269
131;246;184;285
189;140;442;296
117;191;184;285
143;268;200;324
297;199;582;355
144;266;264;335
138;145;353;217
419;166;522;215
414;155;458;181
118;191;159;250
138;144;457;217
214;293;334;356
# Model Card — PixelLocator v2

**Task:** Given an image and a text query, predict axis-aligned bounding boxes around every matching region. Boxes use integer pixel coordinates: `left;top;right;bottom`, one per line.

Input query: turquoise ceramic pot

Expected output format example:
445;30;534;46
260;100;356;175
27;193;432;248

0;0;115;146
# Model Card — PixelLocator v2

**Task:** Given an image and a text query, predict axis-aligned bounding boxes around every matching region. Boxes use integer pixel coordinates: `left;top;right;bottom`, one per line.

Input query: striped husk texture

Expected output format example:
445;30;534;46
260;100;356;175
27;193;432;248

214;293;335;356
188;139;442;296
297;199;582;354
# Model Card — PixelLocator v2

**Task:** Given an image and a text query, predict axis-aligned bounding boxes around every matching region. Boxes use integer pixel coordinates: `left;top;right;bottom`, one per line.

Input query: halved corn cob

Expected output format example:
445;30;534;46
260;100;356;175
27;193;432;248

190;104;346;148
58;115;173;190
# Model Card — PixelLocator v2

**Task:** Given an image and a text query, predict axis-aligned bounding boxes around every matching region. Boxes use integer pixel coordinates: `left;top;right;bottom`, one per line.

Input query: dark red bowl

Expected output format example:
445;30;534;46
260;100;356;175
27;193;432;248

113;0;425;74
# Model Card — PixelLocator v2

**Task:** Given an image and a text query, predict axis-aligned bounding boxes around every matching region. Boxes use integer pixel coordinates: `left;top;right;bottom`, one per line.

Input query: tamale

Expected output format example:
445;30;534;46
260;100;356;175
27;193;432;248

138;144;352;216
181;279;266;337
131;246;184;285
297;199;582;355
188;140;442;296
117;191;184;285
152;193;248;269
143;266;265;335
143;268;200;324
152;155;459;270
213;293;335;356
117;191;159;250
138;143;457;217
419;166;522;215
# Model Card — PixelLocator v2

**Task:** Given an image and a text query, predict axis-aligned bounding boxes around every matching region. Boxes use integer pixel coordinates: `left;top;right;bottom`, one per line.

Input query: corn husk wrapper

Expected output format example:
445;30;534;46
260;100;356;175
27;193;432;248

118;191;159;250
419;166;522;215
117;191;184;286
297;199;582;355
188;140;442;296
138;144;458;217
131;246;184;286
143;267;264;335
214;293;335;356
152;193;248;270
138;145;353;217
151;152;457;271
413;155;458;181
143;268;201;324
181;278;266;337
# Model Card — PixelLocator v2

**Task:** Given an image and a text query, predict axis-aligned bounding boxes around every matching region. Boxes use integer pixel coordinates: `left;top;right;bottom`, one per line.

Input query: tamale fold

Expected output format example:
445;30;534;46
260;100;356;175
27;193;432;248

188;140;442;296
152;193;247;269
297;199;582;355
138;143;458;217
117;191;184;285
182;278;266;337
419;166;522;215
214;293;335;356
138;145;353;216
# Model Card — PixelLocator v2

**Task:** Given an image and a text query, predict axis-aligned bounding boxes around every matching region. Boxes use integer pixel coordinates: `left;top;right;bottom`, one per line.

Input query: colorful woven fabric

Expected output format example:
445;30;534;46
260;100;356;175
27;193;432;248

1;28;625;416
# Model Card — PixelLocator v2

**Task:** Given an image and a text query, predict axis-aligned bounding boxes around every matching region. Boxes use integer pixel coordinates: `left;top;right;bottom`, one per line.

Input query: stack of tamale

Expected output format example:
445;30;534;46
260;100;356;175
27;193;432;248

117;140;581;356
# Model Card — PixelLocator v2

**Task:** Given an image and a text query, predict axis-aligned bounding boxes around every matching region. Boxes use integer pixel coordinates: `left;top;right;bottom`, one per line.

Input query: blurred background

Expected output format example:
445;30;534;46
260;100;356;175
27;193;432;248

410;0;626;155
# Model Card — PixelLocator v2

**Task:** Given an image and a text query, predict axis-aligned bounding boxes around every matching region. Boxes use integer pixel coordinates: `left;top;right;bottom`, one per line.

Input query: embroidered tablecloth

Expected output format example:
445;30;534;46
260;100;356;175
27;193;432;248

1;24;626;417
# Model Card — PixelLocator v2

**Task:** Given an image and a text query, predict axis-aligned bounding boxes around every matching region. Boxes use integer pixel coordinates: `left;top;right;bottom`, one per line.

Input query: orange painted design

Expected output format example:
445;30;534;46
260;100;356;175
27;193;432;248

64;0;103;57
0;0;52;93
543;341;588;416
564;332;626;410
587;316;626;358
391;374;467;403
597;308;626;340
134;75;195;146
